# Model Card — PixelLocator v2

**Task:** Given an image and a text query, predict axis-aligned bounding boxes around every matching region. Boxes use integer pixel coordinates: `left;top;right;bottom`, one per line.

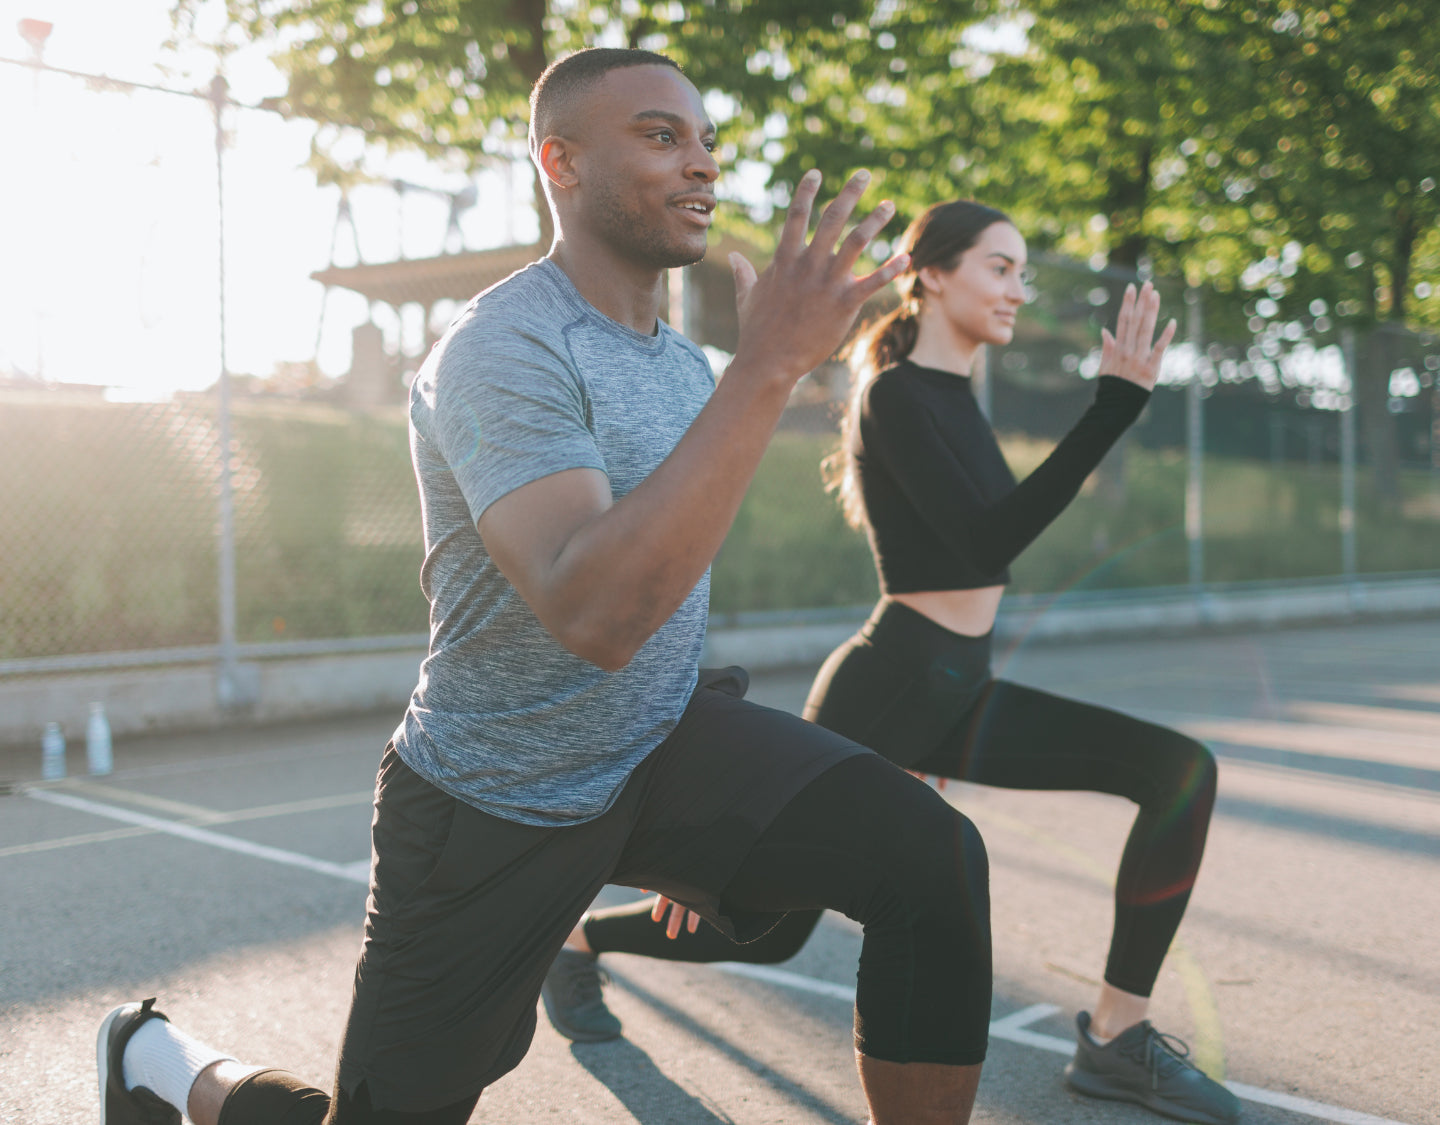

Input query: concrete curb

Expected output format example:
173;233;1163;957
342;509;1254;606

4;575;1438;756
704;574;1440;670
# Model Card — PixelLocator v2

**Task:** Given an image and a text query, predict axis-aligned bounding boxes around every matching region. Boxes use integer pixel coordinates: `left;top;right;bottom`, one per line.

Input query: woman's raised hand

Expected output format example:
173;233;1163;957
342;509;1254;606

1099;281;1177;391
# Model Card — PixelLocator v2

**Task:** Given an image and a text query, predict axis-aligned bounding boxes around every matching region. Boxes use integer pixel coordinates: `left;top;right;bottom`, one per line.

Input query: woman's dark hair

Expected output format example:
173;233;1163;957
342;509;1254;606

824;200;1013;528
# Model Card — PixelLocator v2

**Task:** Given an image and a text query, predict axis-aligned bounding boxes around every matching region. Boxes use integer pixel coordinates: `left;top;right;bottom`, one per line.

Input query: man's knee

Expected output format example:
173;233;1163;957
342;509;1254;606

862;790;989;949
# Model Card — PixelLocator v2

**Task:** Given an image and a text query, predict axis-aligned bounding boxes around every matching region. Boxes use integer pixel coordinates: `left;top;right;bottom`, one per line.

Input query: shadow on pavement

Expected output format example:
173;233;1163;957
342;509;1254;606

570;1038;736;1124
607;967;858;1125
1214;792;1440;858
1211;742;1440;794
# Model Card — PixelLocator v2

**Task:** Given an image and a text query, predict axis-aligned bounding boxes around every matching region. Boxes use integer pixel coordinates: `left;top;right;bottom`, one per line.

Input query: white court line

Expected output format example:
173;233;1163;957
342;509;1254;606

26;789;369;885
29;790;1415;1125
718;959;1414;1125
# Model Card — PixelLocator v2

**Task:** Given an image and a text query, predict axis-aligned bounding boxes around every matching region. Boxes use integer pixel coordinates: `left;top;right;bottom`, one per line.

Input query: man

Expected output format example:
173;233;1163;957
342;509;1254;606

98;48;991;1125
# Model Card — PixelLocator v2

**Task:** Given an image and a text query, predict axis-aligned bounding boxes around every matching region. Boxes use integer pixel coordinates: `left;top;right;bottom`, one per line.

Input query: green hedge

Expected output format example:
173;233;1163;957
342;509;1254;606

3;397;1436;662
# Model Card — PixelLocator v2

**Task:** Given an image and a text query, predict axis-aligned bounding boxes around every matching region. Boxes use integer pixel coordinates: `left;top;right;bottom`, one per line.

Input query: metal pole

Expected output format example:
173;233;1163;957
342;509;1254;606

209;74;242;709
1185;287;1205;595
1339;327;1358;584
20;19;51;380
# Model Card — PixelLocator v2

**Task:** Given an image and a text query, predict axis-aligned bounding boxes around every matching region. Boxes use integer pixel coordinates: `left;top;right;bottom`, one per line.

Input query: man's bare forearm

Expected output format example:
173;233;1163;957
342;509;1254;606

538;362;793;669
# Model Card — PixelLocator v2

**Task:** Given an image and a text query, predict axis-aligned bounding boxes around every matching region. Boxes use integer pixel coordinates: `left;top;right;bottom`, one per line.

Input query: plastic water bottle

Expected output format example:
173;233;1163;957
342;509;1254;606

41;722;66;780
86;702;113;776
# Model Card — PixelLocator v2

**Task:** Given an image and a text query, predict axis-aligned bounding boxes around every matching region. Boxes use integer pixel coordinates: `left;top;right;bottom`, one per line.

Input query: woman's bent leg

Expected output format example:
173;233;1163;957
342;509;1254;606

584;898;822;963
916;680;1217;997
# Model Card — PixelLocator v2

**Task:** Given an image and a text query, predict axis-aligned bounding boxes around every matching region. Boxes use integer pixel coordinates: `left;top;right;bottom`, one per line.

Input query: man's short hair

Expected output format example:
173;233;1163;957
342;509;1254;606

528;47;682;160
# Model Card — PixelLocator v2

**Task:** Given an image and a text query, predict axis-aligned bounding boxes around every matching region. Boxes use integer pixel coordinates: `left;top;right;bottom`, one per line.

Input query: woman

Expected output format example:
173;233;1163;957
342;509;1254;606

545;202;1239;1125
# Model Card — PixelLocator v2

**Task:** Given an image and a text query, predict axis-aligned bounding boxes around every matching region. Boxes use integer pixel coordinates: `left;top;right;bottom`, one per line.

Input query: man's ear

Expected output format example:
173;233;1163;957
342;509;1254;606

538;137;579;191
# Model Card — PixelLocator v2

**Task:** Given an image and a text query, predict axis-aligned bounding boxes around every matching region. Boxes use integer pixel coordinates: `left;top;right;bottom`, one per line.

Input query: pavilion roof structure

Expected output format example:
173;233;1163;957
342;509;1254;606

310;243;545;309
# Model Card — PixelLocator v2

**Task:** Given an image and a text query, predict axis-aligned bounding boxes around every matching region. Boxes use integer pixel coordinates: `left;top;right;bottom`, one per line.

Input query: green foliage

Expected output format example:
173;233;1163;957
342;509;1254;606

713;429;1440;609
0;397;427;660
0;398;222;659
227;400;427;642
173;0;1440;343
710;431;878;616
5;398;1437;661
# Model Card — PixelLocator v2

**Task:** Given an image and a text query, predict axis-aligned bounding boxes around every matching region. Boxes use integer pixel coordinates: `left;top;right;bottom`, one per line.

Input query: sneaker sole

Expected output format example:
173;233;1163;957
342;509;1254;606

96;1003;130;1124
1065;1064;1237;1125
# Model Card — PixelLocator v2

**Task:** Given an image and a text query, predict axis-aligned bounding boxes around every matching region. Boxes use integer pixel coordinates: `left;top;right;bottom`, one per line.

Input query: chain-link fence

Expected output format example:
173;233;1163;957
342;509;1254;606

0;391;425;664
4;57;1439;675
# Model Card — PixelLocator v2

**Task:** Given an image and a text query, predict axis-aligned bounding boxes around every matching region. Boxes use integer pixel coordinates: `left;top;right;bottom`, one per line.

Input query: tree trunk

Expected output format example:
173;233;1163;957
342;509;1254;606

1357;322;1408;507
1093;140;1154;507
508;0;553;248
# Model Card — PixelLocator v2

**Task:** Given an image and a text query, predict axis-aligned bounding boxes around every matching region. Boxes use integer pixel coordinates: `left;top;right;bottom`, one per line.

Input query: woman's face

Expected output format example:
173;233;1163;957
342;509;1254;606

918;221;1028;350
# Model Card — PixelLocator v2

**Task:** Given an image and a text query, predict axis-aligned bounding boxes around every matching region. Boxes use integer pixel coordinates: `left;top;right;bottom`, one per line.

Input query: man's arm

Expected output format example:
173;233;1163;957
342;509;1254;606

478;170;907;671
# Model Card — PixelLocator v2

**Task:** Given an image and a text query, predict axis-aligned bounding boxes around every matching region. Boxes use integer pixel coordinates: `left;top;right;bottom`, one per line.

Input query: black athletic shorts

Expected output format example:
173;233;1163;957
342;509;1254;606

334;676;867;1112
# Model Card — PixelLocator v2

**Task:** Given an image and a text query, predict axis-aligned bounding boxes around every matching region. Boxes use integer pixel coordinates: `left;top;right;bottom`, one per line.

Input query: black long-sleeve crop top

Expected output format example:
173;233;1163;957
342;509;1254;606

854;359;1151;593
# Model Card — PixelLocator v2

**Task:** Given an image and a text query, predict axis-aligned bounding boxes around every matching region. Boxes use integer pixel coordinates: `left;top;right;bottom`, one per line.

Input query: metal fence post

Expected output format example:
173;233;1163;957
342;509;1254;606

1185;287;1205;599
1340;326;1359;588
209;74;244;709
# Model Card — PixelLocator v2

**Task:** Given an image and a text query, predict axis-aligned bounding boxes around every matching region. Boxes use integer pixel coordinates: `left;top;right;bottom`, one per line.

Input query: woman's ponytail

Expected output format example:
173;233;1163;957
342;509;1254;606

821;200;1012;531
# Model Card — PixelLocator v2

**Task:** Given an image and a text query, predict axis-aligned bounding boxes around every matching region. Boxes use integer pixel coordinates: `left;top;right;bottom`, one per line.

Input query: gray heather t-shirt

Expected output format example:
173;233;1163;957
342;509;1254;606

392;258;716;826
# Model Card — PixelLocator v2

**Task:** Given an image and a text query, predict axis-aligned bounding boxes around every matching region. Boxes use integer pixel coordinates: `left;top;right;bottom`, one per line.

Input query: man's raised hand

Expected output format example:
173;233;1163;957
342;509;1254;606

727;169;909;385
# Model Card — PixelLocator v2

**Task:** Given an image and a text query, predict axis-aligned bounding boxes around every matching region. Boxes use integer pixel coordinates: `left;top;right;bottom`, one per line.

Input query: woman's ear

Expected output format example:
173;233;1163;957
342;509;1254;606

538;137;579;191
915;264;943;298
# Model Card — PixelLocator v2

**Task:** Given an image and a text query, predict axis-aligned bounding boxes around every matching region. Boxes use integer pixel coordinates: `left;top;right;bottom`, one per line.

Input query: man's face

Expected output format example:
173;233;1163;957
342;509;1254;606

567;65;719;269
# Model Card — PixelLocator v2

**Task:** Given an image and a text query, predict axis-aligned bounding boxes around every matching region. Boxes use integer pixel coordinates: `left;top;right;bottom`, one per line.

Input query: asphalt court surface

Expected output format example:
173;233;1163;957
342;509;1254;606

2;618;1437;1123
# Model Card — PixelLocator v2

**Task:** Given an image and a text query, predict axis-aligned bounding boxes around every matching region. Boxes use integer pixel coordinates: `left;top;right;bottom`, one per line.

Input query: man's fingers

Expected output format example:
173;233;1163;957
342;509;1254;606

650;895;666;923
776;169;822;259
730;251;758;309
665;905;683;940
811;169;872;251
836;199;897;272
686;911;701;934
851;251;912;304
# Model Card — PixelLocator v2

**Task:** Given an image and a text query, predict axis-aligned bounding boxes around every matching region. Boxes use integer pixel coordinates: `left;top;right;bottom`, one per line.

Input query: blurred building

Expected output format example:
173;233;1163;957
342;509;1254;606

312;236;756;407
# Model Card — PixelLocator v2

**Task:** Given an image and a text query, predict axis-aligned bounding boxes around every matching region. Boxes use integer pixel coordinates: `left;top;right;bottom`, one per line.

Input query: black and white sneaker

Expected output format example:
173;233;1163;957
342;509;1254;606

1064;1011;1241;1124
97;998;181;1125
540;948;622;1043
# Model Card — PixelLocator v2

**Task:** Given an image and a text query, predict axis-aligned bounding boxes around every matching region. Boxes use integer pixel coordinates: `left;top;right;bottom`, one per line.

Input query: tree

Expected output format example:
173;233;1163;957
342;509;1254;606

1185;1;1440;502
171;0;961;247
177;0;1440;501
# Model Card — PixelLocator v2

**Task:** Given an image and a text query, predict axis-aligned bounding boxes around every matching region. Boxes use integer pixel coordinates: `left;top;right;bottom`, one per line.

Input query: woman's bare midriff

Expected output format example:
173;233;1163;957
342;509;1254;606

892;585;1006;638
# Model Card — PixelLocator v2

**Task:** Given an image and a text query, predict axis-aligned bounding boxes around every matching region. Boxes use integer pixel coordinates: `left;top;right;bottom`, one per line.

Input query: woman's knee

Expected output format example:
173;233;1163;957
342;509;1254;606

1165;732;1218;812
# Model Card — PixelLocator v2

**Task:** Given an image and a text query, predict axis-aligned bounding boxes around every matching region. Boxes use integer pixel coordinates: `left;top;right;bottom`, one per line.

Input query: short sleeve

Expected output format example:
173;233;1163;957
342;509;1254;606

422;323;608;524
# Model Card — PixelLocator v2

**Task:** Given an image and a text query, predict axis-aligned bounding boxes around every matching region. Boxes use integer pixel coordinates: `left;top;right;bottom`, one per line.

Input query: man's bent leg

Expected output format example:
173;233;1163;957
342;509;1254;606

334;747;628;1113
857;1057;981;1125
715;754;991;1123
608;689;989;1122
201;1065;476;1125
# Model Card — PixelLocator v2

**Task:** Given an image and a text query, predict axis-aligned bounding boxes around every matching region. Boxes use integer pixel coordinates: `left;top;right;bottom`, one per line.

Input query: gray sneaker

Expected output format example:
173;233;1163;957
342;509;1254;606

97;998;181;1125
540;948;622;1043
1064;1011;1241;1124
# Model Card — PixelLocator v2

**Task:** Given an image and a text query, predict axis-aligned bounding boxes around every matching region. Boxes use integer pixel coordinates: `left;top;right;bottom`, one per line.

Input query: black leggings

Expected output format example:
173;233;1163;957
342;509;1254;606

216;748;990;1122
587;599;1216;999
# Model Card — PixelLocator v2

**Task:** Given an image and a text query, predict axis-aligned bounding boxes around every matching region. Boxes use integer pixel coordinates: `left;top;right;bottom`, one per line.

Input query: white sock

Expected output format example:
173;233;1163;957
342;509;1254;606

122;1016;236;1114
